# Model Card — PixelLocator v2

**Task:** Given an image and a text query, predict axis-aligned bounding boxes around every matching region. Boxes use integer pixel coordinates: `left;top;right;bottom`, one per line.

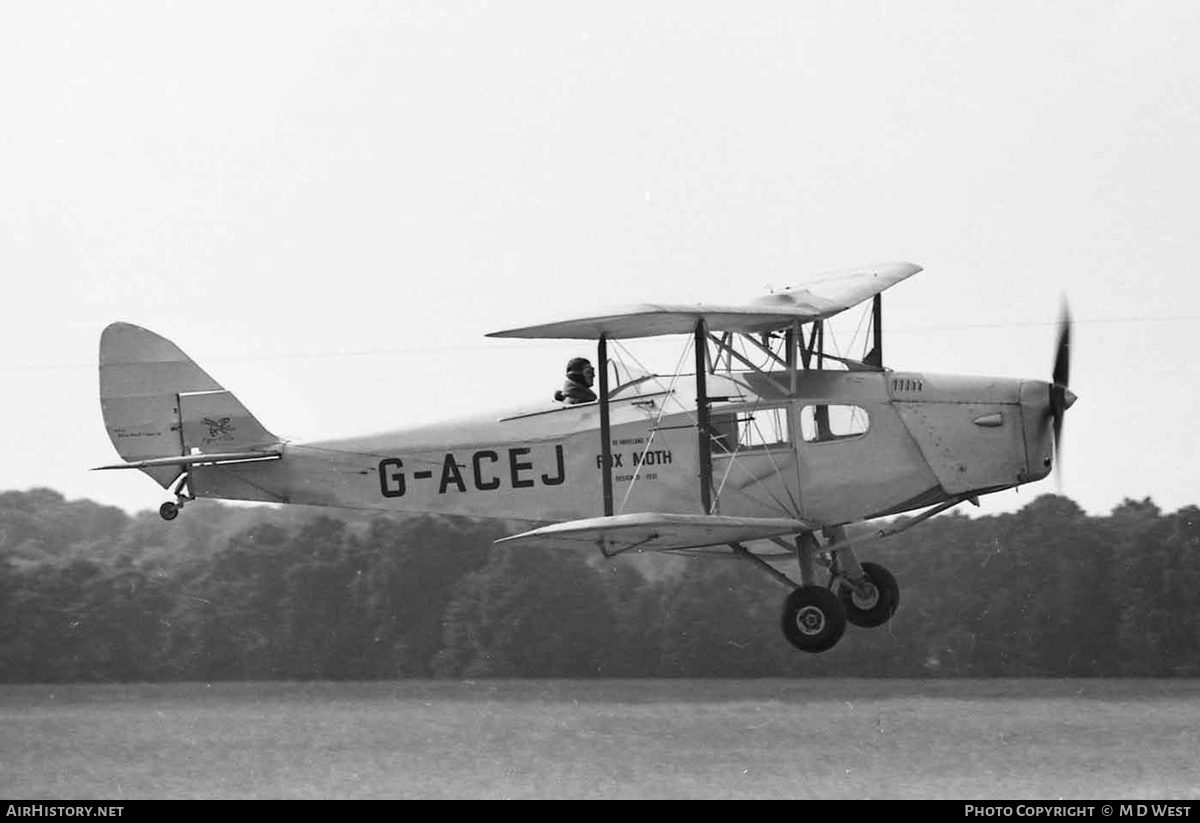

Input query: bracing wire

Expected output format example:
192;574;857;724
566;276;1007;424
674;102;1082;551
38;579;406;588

615;337;695;514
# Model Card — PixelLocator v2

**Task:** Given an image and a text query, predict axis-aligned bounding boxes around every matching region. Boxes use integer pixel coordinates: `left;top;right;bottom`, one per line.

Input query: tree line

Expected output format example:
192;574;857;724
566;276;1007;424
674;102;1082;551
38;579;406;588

0;488;1196;681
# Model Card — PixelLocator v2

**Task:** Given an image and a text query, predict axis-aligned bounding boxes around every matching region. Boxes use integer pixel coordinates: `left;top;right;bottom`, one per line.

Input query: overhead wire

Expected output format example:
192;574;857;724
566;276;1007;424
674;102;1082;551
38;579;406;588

6;312;1198;372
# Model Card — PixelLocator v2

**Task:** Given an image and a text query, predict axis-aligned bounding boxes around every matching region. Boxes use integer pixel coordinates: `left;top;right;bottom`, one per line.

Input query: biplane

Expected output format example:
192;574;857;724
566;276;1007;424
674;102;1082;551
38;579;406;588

96;262;1075;653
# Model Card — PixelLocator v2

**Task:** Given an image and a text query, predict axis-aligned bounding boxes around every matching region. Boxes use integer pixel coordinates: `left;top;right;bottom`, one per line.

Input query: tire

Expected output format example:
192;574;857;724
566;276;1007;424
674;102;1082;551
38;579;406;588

781;586;847;653
839;561;899;628
159;502;179;521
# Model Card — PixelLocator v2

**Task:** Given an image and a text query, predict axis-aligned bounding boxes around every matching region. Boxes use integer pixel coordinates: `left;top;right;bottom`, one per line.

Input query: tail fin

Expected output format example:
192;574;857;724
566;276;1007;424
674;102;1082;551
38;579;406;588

99;323;280;488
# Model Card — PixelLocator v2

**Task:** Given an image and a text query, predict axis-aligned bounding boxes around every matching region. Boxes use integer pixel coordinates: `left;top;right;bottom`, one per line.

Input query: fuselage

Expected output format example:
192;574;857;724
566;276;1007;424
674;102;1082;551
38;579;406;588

189;368;1057;528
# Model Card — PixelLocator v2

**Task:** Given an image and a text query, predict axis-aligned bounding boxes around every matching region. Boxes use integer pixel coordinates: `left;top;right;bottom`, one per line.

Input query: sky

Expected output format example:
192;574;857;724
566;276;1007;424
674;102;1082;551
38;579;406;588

2;1;1198;519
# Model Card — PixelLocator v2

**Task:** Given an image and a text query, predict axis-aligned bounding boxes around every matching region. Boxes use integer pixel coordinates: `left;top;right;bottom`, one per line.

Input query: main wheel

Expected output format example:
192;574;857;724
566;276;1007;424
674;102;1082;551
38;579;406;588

159;502;179;521
838;561;899;628
781;586;847;653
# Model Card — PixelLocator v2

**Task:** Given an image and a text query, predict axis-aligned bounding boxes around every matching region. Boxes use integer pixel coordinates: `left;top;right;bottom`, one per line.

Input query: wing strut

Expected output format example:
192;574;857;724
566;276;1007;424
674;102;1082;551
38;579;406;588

864;293;883;368
598;334;614;516
694;319;713;514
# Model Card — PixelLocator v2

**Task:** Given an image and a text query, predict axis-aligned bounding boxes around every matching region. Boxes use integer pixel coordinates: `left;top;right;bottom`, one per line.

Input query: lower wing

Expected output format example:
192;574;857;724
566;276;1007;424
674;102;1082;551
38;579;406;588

495;512;812;554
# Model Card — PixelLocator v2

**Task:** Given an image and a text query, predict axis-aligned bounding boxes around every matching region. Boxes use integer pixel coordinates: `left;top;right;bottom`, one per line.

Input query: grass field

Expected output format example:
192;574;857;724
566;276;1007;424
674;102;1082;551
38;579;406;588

2;679;1199;799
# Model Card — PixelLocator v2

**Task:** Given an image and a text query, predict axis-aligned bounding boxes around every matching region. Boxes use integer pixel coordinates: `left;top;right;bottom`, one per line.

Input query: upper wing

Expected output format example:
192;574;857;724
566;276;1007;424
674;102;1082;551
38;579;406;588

488;262;921;340
495;512;812;553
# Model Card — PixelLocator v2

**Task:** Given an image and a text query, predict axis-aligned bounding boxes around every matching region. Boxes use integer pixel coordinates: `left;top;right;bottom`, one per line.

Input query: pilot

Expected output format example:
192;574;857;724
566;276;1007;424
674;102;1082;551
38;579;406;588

554;357;597;404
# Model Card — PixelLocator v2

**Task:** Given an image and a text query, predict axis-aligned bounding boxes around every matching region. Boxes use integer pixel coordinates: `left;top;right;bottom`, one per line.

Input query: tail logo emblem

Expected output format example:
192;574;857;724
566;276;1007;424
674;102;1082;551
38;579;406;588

201;416;235;440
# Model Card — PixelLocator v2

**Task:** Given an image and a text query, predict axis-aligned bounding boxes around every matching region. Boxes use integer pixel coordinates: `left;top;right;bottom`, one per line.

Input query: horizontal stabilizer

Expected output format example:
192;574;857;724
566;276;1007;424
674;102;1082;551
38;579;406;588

488;262;921;340
495;512;811;554
93;449;282;471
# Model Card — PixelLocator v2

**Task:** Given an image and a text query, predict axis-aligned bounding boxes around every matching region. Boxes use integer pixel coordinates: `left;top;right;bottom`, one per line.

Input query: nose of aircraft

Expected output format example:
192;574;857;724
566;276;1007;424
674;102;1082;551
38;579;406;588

1018;378;1079;485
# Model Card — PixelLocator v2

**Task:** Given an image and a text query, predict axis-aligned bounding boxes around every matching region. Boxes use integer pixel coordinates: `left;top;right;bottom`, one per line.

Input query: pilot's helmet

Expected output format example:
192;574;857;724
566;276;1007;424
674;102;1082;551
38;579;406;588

567;357;592;375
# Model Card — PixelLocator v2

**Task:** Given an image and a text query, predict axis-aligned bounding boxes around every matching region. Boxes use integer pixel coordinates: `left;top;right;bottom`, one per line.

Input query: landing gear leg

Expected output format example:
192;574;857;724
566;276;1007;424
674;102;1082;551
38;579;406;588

795;532;820;586
159;473;195;521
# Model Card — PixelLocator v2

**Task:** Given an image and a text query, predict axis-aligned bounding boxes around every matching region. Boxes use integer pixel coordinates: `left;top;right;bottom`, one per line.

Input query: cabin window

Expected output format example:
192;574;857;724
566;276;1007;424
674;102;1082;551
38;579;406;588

800;404;869;443
741;406;790;449
708;407;790;454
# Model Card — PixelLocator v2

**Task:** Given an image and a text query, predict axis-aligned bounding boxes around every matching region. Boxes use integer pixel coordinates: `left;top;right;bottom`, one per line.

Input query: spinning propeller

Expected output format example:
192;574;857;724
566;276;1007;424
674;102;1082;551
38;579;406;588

1049;300;1076;481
